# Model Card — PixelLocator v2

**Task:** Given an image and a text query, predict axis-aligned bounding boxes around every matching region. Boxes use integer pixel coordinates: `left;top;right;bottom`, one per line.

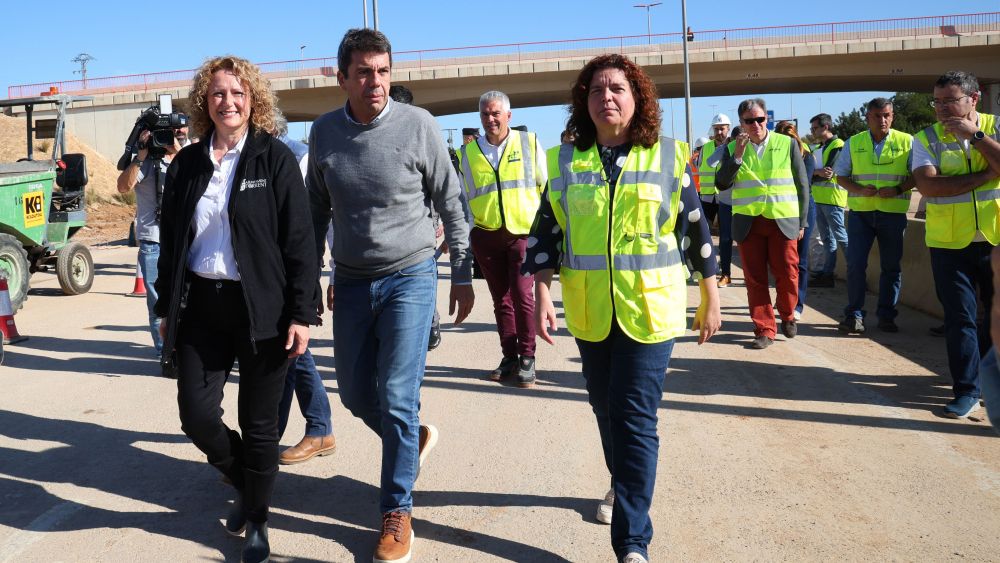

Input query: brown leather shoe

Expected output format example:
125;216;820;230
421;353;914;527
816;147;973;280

717;274;731;288
279;435;336;465
373;511;414;563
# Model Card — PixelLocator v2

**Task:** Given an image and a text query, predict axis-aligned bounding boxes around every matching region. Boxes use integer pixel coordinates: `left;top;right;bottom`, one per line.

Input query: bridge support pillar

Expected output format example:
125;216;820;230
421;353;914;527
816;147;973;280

983;82;1000;115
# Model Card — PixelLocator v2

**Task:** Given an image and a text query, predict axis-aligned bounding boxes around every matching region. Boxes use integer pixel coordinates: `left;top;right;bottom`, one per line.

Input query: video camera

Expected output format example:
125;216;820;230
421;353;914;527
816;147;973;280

116;94;189;170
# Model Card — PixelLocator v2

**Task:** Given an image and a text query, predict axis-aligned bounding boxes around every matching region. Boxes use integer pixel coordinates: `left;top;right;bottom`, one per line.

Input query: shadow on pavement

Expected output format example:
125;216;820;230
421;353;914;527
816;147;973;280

0;410;578;561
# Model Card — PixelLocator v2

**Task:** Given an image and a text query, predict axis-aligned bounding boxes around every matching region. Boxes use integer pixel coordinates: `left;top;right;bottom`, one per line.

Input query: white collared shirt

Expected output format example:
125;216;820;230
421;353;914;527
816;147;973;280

734;131;770;165
477;134;510;169
187;130;249;280
345;97;393;126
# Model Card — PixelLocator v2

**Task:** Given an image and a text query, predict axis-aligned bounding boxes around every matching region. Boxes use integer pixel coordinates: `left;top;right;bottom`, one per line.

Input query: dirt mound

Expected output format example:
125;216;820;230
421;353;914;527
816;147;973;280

0;113;134;244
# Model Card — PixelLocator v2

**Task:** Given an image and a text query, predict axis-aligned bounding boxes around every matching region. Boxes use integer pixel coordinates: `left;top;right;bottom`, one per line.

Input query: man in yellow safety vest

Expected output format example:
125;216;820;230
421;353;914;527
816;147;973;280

459;90;547;387
716;98;811;349
913;71;1000;419
834;97;915;335
808;113;846;288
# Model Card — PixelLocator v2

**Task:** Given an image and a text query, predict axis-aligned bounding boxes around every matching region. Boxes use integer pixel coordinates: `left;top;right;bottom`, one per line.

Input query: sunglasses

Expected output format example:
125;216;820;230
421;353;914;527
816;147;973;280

742;116;767;125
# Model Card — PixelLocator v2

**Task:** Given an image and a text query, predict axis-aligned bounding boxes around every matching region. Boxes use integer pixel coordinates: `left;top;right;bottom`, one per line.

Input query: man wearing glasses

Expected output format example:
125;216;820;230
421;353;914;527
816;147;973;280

808;114;846;288
716;98;810;349
698;113;735;287
913;71;1000;419
833;97;915;336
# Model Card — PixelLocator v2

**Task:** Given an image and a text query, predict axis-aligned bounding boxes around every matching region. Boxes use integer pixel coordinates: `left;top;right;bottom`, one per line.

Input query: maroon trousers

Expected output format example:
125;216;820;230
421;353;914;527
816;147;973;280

470;226;537;357
737;216;799;339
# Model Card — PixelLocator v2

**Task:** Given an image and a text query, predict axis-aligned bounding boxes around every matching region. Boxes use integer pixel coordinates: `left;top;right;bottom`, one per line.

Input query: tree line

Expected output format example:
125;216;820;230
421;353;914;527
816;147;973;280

828;92;936;140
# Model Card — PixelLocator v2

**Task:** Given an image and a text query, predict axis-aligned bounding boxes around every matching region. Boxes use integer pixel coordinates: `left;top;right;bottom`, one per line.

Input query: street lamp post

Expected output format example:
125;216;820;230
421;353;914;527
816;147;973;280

362;0;369;28
373;0;379;30
681;0;692;145
633;3;662;45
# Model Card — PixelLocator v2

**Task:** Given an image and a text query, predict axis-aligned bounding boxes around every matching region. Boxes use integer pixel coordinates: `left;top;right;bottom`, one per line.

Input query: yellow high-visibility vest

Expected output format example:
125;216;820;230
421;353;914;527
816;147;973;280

728;133;799;235
915;113;1000;249
546;137;689;344
812;137;847;207
459;129;544;235
698;140;720;199
846;129;913;213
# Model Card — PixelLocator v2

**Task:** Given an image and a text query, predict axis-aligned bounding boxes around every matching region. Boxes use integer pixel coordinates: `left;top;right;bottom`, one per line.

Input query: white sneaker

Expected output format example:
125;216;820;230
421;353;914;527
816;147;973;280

794;309;802;321
596;488;614;524
623;553;648;563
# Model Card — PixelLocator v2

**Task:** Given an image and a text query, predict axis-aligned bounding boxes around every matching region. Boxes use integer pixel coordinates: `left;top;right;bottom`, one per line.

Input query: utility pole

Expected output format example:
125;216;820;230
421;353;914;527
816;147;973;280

71;53;95;89
633;3;662;45
373;0;380;30
363;0;369;28
681;0;692;144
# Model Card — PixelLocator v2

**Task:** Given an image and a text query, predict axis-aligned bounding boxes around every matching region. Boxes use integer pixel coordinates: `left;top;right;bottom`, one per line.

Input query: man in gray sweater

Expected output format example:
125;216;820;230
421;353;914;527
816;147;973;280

307;28;475;563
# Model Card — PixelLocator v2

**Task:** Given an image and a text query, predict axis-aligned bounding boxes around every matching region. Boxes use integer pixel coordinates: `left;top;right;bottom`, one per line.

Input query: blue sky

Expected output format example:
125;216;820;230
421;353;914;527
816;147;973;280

2;1;994;148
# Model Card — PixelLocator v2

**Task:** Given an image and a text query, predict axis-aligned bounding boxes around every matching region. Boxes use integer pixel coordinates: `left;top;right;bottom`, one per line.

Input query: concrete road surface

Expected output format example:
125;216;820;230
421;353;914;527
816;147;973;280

0;245;997;562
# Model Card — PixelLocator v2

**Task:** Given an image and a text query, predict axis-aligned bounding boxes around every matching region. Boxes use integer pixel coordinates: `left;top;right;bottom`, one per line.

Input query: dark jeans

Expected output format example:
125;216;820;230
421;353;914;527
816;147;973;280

718;203;734;277
278;348;333;438
844;210;907;321
796;196;817;314
576;323;675;561
703;200;734;277
929;242;994;400
175;276;290;523
470;227;537;357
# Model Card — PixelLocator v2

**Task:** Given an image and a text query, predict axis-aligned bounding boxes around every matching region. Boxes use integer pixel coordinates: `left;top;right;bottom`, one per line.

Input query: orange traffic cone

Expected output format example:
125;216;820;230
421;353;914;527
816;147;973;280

129;254;146;297
0;277;27;344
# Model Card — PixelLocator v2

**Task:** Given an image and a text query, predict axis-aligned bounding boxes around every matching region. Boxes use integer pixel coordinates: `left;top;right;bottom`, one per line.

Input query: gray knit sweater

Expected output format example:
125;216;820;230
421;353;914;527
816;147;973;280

308;98;472;282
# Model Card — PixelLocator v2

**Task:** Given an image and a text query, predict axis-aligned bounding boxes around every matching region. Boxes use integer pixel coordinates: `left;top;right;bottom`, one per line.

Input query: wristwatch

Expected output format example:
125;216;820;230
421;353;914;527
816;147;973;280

970;130;986;145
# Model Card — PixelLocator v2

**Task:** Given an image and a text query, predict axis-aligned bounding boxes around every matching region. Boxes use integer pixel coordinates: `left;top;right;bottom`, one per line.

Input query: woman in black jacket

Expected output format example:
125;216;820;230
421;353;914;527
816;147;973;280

154;55;318;563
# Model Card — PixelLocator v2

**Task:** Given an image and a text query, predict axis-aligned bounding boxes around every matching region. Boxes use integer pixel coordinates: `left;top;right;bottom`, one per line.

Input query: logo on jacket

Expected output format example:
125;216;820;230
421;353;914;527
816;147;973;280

240;178;267;191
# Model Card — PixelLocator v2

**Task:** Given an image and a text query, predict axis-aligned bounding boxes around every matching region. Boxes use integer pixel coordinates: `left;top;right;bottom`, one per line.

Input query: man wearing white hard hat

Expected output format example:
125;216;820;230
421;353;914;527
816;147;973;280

698;113;735;287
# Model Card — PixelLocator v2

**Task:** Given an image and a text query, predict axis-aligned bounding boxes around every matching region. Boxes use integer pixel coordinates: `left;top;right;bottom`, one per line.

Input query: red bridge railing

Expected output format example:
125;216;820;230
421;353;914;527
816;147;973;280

7;11;999;99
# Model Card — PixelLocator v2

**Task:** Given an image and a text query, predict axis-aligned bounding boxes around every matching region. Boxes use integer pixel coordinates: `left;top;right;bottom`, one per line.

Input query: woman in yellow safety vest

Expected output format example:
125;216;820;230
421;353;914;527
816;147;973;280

526;54;721;563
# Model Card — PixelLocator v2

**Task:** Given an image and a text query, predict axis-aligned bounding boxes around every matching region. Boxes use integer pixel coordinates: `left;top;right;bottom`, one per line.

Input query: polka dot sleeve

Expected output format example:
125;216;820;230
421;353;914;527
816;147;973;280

676;164;718;281
523;185;563;275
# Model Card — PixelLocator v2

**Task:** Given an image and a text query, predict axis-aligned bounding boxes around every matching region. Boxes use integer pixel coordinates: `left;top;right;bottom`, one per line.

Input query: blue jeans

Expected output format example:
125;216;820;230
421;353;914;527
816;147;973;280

929;242;993;400
576;323;675;561
333;258;436;514
278;348;333;438
718;202;733;277
843;211;907;321
979;347;1000;433
814;203;848;274
138;241;162;353
796;195;817;314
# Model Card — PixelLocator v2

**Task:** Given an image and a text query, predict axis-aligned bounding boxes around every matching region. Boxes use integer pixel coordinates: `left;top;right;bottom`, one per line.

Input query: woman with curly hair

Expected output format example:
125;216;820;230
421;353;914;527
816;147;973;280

154;55;318;563
526;53;721;563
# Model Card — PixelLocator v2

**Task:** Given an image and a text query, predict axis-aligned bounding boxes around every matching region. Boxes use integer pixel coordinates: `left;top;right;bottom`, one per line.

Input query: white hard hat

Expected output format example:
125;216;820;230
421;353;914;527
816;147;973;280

710;113;731;127
694;136;710;149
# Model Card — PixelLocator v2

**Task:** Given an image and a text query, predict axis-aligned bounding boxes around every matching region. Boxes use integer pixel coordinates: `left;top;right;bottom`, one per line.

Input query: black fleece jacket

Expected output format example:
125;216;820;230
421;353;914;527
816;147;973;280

154;126;319;352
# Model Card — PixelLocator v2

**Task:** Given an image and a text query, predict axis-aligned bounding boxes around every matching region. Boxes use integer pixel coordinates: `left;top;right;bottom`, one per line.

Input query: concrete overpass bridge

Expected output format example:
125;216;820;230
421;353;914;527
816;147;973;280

6;12;1000;162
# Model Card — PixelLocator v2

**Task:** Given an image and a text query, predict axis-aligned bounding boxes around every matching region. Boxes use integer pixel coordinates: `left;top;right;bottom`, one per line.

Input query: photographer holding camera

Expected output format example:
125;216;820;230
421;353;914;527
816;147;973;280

116;122;189;358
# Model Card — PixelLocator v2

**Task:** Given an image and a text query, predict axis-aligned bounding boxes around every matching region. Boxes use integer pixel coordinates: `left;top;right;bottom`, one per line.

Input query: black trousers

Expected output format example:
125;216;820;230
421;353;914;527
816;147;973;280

175;275;290;523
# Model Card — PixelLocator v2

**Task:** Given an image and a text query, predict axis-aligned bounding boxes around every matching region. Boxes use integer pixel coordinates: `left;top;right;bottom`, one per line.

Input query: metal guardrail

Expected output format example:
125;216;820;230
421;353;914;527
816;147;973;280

7;11;999;99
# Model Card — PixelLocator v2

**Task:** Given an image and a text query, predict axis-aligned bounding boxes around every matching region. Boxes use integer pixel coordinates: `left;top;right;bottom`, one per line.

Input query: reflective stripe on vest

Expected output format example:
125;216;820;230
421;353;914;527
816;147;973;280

846;129;913;213
546;137;689;344
459;129;542;234
916;113;1000;249
728;133;798;231
811;137;846;207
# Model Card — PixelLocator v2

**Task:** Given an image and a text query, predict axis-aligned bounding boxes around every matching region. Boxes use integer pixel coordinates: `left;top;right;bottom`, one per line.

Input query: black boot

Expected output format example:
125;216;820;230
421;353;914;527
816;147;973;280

242;521;269;563
225;492;247;536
